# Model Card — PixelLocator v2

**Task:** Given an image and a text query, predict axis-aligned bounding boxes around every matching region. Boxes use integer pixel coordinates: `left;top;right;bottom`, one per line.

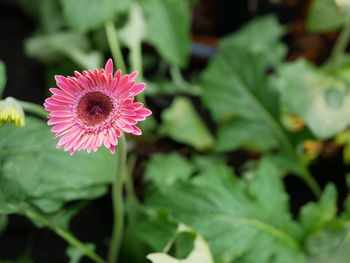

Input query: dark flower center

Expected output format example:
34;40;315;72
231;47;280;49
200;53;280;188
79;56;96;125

77;91;114;126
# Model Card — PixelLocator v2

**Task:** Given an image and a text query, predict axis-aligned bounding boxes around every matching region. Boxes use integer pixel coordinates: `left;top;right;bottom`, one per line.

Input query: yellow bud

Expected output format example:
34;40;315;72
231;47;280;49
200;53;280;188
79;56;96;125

0;97;25;127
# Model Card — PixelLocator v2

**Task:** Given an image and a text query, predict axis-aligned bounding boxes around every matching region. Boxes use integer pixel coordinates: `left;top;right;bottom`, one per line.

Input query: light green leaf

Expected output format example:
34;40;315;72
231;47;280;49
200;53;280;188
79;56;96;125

276;59;350;139
0;117;114;214
307;0;344;33
140;0;191;67
119;3;146;78
144;152;194;188
60;0;130;32
220;15;287;63
0;60;6;98
216;119;278;152
147;159;305;263
119;3;146;49
299;184;337;239
306;226;350;263
161;97;215;151
147;224;214;263
201;40;293;157
25;32;103;69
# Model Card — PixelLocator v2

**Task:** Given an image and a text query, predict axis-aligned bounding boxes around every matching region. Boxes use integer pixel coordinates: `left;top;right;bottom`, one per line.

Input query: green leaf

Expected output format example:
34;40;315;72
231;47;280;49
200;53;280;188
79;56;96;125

140;0;191;67
200;39;295;157
275;59;350;139
60;0;130;32
216;119;278;152
144;153;194;188
119;3;146;49
299;184;337;239
307;0;344;33
0;117;114;214
161;97;215;151
306;225;350;263
220;15;287;63
147;224;214;263
146;159;305;263
0;60;6;98
25;32;103;69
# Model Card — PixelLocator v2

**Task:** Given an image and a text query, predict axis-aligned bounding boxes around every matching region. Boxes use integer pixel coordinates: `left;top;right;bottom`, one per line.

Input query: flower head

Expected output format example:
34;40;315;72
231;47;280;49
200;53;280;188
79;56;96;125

44;59;152;155
0;97;25;127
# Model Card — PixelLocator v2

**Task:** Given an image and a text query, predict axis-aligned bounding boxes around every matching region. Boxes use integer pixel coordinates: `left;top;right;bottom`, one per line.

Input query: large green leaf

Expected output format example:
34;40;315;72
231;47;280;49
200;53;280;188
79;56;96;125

307;0;344;33
299;184;337;240
0;117;114;214
220;15;286;63
146;159;305;263
144;152;194;188
275;59;350;139
60;0;130;32
25;32;103;69
0;60;6;98
140;0;191;67
306;226;350;263
200;15;293;156
161;97;215;151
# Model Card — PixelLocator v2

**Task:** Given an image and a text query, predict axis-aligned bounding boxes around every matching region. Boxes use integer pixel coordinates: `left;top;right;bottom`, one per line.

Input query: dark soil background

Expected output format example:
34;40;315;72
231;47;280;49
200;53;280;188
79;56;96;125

0;0;349;262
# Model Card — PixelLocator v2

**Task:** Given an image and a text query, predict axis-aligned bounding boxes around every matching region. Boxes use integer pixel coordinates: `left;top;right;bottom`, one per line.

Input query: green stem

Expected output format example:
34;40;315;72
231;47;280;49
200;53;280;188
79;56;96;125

18;101;47;118
105;21;127;73
108;134;127;263
130;42;146;104
326;16;350;70
23;208;105;263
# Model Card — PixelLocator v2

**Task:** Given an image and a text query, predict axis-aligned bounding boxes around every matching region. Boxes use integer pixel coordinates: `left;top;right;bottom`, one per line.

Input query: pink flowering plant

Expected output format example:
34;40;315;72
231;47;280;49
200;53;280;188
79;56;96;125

1;1;350;263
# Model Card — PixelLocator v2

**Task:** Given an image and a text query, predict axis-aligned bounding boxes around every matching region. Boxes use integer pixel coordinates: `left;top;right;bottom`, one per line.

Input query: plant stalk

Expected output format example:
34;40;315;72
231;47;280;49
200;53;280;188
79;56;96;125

23;208;105;263
105;21;127;73
108;134;127;263
18;100;47;119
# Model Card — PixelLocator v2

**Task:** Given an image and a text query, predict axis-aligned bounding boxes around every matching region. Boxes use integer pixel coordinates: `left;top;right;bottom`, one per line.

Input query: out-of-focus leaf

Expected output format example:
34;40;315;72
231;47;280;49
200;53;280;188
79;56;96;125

0;117;114;214
221;15;287;63
307;0;344;33
299;184;337;239
147;158;305;263
216;119;278;152
119;3;146;50
144;153;194;188
161;97;215;151
40;0;65;33
25;32;102;69
147;224;214;263
60;0;130;32
275;59;350;139
201;41;289;155
119;3;146;79
140;0;191;67
0;60;6;98
67;243;95;263
306;226;350;263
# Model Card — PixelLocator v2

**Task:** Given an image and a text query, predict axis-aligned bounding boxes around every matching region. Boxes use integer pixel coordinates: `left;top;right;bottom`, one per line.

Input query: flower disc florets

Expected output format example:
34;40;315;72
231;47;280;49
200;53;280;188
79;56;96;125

44;59;152;155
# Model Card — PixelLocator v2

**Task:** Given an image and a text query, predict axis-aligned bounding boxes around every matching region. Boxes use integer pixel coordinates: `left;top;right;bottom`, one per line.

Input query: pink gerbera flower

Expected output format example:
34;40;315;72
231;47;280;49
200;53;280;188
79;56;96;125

44;59;152;155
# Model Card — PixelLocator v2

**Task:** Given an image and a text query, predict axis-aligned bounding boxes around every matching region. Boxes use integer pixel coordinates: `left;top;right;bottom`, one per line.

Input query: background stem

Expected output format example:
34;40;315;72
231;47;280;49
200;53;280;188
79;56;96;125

18;100;47;118
105;21;127;73
23;208;105;263
108;134;127;263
